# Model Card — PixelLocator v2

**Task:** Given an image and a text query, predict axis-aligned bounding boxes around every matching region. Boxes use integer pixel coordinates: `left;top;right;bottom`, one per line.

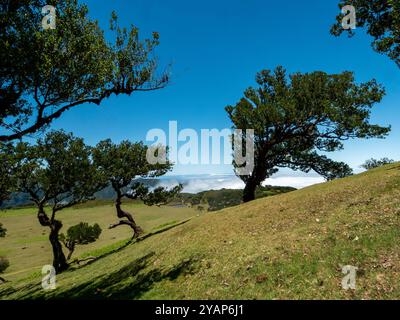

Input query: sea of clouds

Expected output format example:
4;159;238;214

155;170;326;194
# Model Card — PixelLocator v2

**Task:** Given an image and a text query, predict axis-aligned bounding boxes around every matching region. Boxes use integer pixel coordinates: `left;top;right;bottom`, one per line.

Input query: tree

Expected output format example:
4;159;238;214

361;157;395;170
331;0;400;67
226;66;390;202
13;131;104;272
0;0;168;142
60;222;102;260
93;140;182;239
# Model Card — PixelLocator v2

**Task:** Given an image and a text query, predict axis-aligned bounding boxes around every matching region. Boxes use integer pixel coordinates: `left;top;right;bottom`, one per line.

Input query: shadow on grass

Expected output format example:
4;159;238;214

72;218;192;269
53;252;198;299
135;218;191;243
0;219;194;300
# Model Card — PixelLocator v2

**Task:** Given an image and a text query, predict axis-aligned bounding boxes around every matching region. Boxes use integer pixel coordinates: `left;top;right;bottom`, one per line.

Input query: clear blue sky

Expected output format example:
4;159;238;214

53;0;400;175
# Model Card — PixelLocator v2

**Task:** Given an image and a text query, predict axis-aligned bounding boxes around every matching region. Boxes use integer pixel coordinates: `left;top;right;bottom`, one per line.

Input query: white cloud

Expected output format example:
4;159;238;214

155;172;325;194
262;176;325;189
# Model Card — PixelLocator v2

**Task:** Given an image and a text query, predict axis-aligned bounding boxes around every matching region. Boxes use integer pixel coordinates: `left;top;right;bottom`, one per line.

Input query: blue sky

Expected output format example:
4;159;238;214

52;0;400;179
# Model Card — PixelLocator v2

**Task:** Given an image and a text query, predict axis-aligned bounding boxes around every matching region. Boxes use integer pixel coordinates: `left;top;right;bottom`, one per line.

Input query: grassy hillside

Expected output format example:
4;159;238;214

180;186;296;212
1;163;400;299
0;202;197;281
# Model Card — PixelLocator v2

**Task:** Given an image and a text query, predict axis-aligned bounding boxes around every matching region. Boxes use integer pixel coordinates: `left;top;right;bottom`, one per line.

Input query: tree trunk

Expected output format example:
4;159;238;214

243;179;258;203
37;207;68;273
66;244;75;261
109;197;143;238
49;220;69;273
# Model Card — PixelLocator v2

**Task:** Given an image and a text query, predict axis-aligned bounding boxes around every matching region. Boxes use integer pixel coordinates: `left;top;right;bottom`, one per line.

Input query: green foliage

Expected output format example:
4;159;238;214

13;130;104;212
361;158;395;170
93;140;182;205
331;0;400;67
0;0;168;142
12;130;105;272
226;66;390;201
60;222;102;260
0;223;6;237
0;256;9;274
61;222;102;245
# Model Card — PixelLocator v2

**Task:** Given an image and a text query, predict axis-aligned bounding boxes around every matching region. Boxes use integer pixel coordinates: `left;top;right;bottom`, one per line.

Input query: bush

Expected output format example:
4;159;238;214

0;256;9;274
361;158;395;170
60;223;102;260
0;223;6;237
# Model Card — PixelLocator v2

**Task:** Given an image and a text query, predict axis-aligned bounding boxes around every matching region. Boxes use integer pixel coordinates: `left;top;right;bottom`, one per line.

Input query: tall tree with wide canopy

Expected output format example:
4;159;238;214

226;66;390;202
0;0;168;142
13;131;104;272
93;140;182;239
331;0;400;67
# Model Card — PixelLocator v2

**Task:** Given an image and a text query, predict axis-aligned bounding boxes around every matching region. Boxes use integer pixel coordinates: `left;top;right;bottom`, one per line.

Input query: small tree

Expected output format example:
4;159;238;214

93;140;182;239
13;131;104;272
331;0;400;67
361;158;395;170
0;256;9;283
60;223;102;260
226;67;390;202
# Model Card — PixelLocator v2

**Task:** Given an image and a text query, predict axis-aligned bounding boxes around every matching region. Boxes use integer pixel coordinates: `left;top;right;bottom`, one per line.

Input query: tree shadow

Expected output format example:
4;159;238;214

0;219;194;300
51;252;199;300
71;218;191;269
387;165;400;171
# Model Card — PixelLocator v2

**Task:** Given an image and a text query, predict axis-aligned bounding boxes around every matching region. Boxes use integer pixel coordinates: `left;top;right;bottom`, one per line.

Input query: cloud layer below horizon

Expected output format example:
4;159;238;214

155;172;325;194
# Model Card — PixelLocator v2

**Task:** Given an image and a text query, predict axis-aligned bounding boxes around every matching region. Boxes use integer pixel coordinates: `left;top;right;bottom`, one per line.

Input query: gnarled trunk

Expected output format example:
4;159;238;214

65;241;75;261
109;197;143;239
37;207;68;273
49;220;68;273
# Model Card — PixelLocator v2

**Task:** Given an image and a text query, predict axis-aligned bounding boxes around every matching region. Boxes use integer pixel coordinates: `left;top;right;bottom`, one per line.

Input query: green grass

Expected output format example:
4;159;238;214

1;164;400;299
0;202;197;281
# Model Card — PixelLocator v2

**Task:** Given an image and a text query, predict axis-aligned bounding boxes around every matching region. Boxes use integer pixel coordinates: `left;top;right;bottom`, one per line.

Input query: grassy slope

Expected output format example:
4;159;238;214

1;163;400;299
0;202;197;281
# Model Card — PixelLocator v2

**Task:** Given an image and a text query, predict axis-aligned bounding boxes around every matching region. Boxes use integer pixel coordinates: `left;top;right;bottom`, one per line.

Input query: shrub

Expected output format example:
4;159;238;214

0;223;6;237
60;223;102;260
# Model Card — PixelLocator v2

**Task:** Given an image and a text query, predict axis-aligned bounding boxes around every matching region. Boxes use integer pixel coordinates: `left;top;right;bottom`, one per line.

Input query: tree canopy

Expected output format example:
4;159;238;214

60;222;102;260
226;66;390;202
331;0;400;67
93;140;182;238
0;0;168;142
